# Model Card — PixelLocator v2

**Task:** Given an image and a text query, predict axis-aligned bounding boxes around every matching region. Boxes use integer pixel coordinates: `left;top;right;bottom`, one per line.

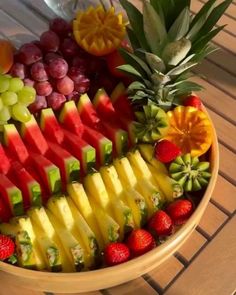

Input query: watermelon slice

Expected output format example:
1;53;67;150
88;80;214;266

3;124;29;164
21;115;49;155
40;108;64;144
9;161;42;209
29;152;61;195
0;174;24;216
0;197;12;222
47;141;80;187
62;129;96;175
59;101;84;137
0;143;11;174
82;125;113;166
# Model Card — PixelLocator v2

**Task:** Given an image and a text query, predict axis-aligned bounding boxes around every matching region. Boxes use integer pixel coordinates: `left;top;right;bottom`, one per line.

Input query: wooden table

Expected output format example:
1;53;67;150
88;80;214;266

0;1;236;294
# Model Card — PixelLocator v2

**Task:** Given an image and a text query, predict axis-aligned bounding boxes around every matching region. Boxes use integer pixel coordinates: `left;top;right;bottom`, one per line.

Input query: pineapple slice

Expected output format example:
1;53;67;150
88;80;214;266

89;197;120;245
100;165;123;196
67;182;103;249
46;209;85;272
10;216;46;270
113;157;137;188
28;207;73;272
67;198;100;266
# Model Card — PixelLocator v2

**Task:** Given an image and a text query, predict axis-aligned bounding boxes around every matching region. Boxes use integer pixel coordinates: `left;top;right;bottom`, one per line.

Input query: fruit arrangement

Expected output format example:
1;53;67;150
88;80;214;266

0;0;229;272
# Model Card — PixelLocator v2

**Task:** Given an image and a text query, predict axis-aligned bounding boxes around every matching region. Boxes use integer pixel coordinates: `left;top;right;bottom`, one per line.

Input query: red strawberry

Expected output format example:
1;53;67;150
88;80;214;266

0;198;12;223
148;210;173;236
184;95;202;110
127;229;155;257
166;199;193;225
0;235;15;260
104;242;130;266
155;140;181;163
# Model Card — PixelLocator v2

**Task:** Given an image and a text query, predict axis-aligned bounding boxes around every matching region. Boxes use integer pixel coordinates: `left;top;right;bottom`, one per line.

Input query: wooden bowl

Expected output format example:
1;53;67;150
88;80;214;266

0;111;219;293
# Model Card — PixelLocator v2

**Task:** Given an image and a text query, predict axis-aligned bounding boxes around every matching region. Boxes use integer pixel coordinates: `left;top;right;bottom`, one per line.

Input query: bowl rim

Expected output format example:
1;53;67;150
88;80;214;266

0;108;219;284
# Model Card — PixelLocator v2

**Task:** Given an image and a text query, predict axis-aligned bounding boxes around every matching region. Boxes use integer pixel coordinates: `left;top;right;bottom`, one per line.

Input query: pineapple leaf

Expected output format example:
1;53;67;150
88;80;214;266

117;64;143;79
126;27;141;50
168;7;190;41
175;81;204;94
192;0;232;43
119;48;152;77
120;0;150;51
128;81;146;92
179;54;196;65
187;0;217;40
143;2;167;55
145;52;166;72
167;62;197;76
150;0;165;26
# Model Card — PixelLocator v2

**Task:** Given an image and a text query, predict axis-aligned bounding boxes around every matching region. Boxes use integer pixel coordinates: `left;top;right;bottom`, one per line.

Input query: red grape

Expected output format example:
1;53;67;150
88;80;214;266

44;52;61;64
49;18;71;37
68;67;86;83
24;78;35;87
48;58;68;79
31;40;43;50
71;57;87;74
10;63;27;79
47;92;66;110
56;76;74;95
87;57;106;75
40;30;60;52
74;75;90;94
18;43;42;65
35;81;53;96
30;62;49;82
28;95;47;114
67;91;80;102
60;38;79;58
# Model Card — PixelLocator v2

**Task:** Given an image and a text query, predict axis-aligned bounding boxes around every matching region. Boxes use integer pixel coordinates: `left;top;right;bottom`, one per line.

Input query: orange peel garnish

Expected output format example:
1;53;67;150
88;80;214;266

73;5;126;56
164;106;213;157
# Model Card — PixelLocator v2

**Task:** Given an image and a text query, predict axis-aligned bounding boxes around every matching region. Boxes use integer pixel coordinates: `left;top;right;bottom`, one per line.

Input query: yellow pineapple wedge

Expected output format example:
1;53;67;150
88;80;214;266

10;216;46;270
46;209;85;272
89;197;120;245
67;182;103;249
28;207;73;272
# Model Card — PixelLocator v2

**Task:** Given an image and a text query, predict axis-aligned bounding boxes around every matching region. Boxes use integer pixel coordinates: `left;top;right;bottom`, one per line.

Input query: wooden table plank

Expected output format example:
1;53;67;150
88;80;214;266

201;0;236;19
107;277;158;295
54;292;101;295
219;144;236;185
165;215;236;295
198;202;228;237
177;230;207;262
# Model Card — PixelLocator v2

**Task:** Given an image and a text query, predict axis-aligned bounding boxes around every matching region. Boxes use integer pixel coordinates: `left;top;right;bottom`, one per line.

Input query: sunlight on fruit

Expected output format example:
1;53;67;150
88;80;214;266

164;106;213;157
73;5;126;56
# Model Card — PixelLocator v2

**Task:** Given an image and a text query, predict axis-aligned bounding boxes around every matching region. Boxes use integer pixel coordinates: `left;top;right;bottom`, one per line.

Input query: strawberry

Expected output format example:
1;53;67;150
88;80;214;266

166;199;193;225
0;198;12;223
0;234;15;261
148;210;173;236
104;242;130;266
155;140;181;163
127;229;155;257
184;95;202;110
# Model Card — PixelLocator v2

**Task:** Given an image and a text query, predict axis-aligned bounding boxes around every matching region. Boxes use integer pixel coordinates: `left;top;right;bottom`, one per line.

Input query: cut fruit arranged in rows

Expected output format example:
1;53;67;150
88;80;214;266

0;146;184;271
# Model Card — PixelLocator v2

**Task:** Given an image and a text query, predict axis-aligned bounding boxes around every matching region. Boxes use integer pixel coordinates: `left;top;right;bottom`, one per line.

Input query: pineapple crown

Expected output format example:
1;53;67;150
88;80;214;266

118;0;232;110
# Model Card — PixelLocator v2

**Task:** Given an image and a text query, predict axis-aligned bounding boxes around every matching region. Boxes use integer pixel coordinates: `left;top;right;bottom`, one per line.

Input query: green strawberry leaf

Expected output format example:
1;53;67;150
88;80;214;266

168;7;190;41
119;0;150;51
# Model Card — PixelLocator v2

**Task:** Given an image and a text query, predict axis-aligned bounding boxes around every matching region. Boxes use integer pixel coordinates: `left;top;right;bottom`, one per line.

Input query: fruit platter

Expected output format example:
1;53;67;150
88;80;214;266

0;0;227;292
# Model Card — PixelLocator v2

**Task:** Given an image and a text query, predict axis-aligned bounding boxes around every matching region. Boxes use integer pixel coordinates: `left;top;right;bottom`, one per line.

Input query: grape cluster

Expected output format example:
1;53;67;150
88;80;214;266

0;74;35;127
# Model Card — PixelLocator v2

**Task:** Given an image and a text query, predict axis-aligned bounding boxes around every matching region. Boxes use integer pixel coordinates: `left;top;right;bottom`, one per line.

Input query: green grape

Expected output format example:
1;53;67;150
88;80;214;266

17;86;36;105
0;98;3;111
8;77;24;93
0;106;11;121
0;75;10;93
1;91;18;106
12;103;31;123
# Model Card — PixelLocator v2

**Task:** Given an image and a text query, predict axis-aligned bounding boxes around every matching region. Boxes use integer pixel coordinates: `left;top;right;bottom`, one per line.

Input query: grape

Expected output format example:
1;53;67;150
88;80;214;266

67;91;80;102
10;63;27;79
49;18;71;36
48;58;68;79
0;106;11;121
12;103;31;123
72;57;87;74
30;62;49;82
40;30;60;52
74;75;90;94
68;67;86;83
8;77;24;92
1;91;18;106
18;43;42;65
35;81;53;96
28;95;47;114
24;78;35;87
0;98;3;111
0;75;10;93
17;86;36;105
44;52;61;64
47;92;66;110
87;57;106;75
56;76;74;95
60;38;78;58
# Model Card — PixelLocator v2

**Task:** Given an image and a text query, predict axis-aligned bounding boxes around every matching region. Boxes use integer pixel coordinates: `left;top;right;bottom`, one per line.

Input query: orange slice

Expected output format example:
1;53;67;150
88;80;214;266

0;40;14;74
73;5;126;56
164;106;213;157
